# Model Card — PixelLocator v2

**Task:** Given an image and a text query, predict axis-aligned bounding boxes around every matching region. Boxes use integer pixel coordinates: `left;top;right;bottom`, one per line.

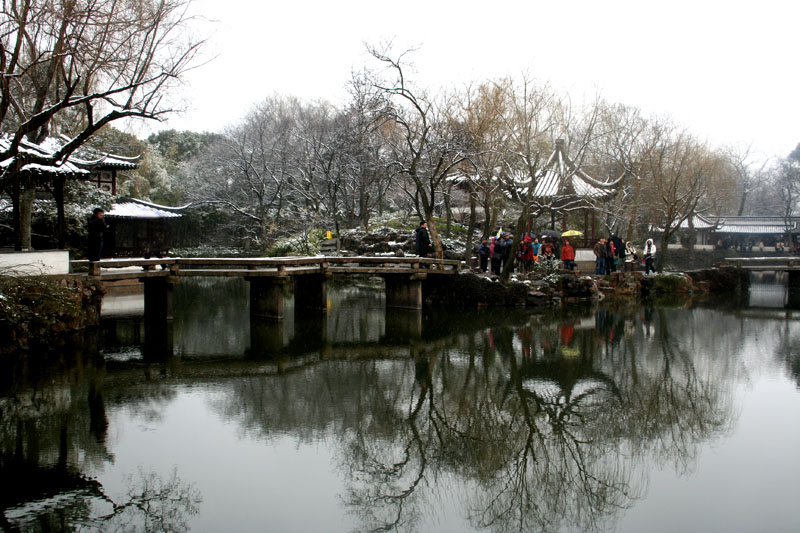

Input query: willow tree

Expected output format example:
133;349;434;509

0;0;205;250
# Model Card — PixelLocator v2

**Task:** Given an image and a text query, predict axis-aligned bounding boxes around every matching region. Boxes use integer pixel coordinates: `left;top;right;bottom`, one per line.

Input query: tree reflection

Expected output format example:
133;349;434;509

81;468;202;533
0;351;199;532
212;305;733;532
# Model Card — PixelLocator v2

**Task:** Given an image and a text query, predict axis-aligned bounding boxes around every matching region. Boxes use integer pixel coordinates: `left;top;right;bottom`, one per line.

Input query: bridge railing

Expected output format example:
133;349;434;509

70;255;462;279
723;257;799;270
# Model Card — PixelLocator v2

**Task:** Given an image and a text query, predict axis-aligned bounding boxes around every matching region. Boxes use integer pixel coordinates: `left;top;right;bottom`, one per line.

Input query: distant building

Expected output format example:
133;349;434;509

670;215;800;250
103;198;187;258
1;134;139;249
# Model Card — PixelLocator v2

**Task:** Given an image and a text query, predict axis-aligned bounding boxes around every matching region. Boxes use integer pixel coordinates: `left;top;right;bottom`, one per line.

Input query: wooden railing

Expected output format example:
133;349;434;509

723;257;800;270
69;256;462;280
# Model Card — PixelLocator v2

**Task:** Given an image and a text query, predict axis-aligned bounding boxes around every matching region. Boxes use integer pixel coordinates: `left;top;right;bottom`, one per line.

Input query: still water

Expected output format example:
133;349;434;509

2;277;799;532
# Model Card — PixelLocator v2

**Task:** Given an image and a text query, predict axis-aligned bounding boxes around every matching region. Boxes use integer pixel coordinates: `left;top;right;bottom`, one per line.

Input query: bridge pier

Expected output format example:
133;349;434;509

248;277;290;319
383;274;426;310
294;274;328;311
249;317;287;357
143;277;175;360
789;270;800;290
384;309;423;342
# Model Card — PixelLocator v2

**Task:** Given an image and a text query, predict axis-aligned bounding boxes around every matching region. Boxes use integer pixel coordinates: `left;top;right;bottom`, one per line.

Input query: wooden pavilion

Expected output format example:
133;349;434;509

0;134;139;250
523;139;620;247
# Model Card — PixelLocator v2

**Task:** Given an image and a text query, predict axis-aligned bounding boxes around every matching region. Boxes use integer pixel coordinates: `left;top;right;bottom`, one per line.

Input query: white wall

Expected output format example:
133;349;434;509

0;250;70;275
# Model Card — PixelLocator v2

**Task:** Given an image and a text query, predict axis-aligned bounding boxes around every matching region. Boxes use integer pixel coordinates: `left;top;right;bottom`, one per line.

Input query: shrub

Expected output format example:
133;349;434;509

0;274;87;351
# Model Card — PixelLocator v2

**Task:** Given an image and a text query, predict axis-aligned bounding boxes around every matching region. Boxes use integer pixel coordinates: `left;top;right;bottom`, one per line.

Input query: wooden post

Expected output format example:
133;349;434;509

384;274;424;310
143;277;174;361
293;274;327;311
144;277;174;322
54;177;66;249
384;309;423;341
788;270;800;310
249;317;287;357
789;270;800;291
248;277;289;319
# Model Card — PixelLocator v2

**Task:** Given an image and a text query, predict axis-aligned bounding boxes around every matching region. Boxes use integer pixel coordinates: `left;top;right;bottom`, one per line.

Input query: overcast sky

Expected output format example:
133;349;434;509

158;0;799;160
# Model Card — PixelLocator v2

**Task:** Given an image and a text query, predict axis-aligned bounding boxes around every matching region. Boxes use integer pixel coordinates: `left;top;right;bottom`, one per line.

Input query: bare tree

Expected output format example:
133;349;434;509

0;0;205;249
366;45;467;259
493;77;606;280
723;144;769;216
638;121;723;271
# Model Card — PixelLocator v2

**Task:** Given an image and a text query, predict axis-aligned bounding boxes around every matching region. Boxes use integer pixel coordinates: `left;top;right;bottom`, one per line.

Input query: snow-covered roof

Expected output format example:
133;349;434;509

532;141;617;198
448;140;619;201
0;133;138;176
105;198;186;219
0;136;89;176
677;215;719;230
670;215;799;234
714;216;798;234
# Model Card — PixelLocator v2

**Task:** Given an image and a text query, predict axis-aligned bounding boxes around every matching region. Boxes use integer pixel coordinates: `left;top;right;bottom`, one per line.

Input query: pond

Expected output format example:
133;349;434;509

1;277;799;532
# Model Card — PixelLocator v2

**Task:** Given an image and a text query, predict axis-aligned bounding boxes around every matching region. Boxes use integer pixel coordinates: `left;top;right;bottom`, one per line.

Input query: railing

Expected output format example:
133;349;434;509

723;257;799;270
69;256;462;280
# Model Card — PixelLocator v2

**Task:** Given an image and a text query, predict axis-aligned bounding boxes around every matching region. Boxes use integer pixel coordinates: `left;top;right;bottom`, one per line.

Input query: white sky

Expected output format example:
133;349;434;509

156;0;799;160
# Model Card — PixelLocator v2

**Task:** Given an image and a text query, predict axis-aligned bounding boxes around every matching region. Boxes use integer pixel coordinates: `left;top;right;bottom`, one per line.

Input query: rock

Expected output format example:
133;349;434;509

424;273;527;307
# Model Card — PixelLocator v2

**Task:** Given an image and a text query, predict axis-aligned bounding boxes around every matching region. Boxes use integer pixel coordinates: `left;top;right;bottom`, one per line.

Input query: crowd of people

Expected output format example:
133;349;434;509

415;221;659;276
473;232;583;275
591;236;657;275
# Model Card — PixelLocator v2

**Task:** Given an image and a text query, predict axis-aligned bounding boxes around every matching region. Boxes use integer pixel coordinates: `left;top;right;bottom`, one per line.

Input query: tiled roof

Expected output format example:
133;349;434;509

0;133;138;175
0;136;89;176
106;198;185;219
677;215;798;234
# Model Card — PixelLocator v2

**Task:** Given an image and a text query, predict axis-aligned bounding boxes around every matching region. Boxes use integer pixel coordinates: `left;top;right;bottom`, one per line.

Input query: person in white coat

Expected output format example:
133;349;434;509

624;241;637;272
643;238;656;275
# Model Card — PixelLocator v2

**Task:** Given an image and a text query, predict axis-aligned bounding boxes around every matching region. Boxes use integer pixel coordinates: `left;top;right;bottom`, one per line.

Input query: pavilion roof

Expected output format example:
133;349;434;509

0;135;89;176
449;139;620;201
531;140;619;199
0;134;139;177
105;197;187;219
673;215;799;234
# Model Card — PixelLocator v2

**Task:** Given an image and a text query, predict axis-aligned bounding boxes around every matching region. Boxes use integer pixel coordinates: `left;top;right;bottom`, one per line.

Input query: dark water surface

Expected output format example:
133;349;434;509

2;278;799;532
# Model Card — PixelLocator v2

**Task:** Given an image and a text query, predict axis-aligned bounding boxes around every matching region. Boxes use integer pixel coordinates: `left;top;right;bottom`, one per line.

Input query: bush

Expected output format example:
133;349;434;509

0;274;88;351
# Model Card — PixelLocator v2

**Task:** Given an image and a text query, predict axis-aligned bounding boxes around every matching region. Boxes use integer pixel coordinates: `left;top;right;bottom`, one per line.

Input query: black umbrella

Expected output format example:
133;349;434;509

538;229;561;239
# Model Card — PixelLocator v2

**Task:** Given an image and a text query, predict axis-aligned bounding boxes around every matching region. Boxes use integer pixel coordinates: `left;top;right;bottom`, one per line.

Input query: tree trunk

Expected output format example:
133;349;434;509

55;178;66;249
657;230;671;272
12;175;21;251
500;206;528;282
444;182;453;238
427;218;444;259
488;203;498;238
464;192;478;264
20;186;36;250
626;176;641;242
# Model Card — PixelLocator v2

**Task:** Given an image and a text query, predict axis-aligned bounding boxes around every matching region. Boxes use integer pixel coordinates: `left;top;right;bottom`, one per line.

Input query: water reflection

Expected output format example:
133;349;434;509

2;281;800;531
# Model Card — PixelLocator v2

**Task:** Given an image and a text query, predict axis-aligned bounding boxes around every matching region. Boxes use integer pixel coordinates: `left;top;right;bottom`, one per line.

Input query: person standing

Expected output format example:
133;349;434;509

561;238;575;270
605;236;615;273
593;238;607;275
624;241;637;272
490;237;502;275
520;235;534;272
87;207;107;261
501;233;513;272
532;237;541;260
415;221;432;257
478;238;490;273
643;238;657;275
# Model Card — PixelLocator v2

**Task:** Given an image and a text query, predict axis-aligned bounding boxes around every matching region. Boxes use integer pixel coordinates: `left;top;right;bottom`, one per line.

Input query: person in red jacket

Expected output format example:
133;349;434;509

561;238;576;270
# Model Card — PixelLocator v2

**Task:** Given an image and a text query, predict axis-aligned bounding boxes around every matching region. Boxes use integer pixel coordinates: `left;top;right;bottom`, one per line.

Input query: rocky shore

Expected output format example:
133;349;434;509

423;267;749;310
336;226;752;309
